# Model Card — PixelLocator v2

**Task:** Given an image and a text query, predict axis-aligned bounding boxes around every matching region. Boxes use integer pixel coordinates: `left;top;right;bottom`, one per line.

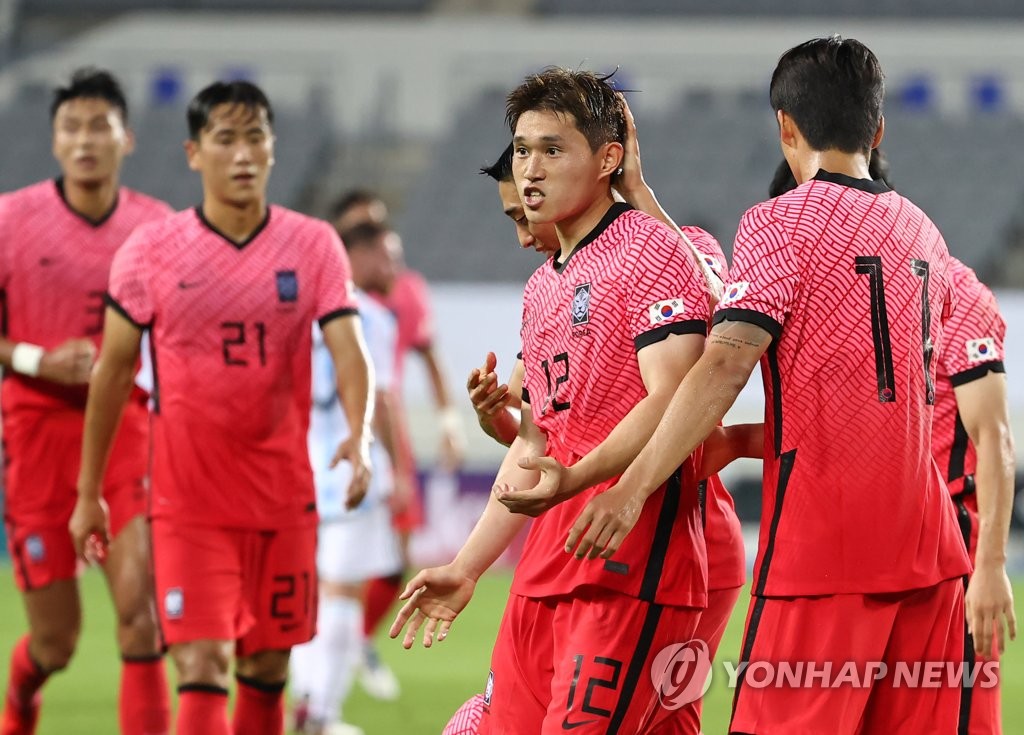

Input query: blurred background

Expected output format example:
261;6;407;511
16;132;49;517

1;1;1023;733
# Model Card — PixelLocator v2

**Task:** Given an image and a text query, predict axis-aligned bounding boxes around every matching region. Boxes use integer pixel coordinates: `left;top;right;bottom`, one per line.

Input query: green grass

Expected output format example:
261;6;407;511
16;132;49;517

1;566;1022;733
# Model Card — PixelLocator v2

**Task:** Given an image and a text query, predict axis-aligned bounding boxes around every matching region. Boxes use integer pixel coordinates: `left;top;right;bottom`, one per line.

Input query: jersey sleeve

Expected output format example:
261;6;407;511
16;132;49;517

628;224;710;352
314;224;359;327
712;205;798;340
106;227;154;329
939;273;1006;387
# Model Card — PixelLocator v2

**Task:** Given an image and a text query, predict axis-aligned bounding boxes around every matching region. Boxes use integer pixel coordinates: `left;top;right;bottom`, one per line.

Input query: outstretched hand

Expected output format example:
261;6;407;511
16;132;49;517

389;565;477;649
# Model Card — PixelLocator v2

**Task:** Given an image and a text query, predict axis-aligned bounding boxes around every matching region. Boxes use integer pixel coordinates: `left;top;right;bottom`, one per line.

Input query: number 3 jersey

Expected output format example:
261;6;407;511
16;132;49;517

716;170;971;597
0;179;171;411
108;205;358;529
515;203;714;608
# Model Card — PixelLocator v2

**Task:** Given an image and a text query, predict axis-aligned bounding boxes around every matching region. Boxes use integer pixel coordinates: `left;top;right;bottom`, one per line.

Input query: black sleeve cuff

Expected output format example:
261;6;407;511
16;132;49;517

634;319;707;352
712;308;783;342
104;293;149;331
516;351;523;360
950;361;1005;387
521;385;531;405
318;307;359;328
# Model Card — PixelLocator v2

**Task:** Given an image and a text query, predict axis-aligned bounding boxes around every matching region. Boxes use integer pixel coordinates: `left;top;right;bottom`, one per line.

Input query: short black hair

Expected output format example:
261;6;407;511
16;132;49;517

480;143;513;182
187;80;273;140
768;148;894;199
506;68;625;152
329;189;383;223
51;67;128;123
340;221;388;252
770;36;884;155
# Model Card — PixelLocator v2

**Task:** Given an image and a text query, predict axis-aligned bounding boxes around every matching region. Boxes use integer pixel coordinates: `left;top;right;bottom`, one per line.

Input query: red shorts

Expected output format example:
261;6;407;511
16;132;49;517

953;489;1002;734
479;590;701;735
3;396;149;592
151;520;317;657
730;577;966;735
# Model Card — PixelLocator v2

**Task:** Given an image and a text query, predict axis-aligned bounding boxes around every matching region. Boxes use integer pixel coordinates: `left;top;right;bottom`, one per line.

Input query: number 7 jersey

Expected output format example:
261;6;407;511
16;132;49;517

716;170;971;597
108;205;358;529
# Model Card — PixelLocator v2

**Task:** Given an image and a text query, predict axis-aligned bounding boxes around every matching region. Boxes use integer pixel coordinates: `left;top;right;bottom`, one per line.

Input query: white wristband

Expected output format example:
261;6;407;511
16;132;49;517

440;406;463;435
11;343;45;377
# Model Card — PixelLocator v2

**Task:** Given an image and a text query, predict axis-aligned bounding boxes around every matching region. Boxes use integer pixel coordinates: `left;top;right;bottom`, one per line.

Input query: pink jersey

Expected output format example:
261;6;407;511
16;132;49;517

385;268;434;383
716;170;970;596
932;258;1006;496
514;204;711;608
0;179;171;411
108;206;358;529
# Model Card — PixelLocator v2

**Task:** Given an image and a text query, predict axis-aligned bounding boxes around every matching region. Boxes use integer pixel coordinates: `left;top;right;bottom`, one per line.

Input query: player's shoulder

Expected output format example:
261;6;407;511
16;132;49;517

269;205;336;241
1;179;60;210
126;207;195;247
119;187;174;219
948;257;1000;316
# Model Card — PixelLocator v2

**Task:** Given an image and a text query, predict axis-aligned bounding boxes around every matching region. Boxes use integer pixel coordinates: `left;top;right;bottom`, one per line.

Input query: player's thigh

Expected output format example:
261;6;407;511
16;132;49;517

543;593;701;735
238;524;318;658
151;520;246;645
477;594;556;735
104;398;149;538
5;521;79;595
1;410;81;526
859;578;966;735
730;594;897;735
317;507;402;585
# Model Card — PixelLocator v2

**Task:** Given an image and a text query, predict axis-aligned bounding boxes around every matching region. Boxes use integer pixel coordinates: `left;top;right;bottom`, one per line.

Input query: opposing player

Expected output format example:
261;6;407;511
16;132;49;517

330;189;464;699
290;222;406;735
72;80;373;735
1;68;170;735
570;37;973;733
392;68;714;734
475;112;744;734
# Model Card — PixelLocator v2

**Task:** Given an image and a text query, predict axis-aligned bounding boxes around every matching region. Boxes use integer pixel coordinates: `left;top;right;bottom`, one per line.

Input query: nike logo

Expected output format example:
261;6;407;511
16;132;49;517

178;280;204;289
561;715;598;730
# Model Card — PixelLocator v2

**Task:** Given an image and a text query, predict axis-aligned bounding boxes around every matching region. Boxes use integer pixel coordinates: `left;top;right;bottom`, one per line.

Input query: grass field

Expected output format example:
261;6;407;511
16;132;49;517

1;565;1022;733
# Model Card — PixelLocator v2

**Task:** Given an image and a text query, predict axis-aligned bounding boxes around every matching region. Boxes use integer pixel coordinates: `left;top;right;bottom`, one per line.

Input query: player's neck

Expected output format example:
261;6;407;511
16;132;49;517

61;177;119;223
554;191;616;261
201;198;269;243
798;150;871;184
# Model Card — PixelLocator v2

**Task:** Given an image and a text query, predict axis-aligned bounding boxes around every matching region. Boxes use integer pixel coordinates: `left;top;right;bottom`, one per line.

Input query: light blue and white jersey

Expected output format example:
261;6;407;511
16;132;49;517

309;289;397;521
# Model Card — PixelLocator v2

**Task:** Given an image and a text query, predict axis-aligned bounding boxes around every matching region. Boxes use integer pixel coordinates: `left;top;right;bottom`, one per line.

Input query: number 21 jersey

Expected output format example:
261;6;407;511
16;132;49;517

108;206;358;529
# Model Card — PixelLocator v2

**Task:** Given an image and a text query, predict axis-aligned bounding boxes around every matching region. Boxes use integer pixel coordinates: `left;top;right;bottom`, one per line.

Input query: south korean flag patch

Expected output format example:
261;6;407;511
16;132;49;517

966;337;999;363
649;298;685;325
720;281;750;307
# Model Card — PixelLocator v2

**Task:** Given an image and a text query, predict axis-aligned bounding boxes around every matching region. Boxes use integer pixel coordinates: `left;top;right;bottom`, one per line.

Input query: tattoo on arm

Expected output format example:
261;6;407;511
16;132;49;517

710;334;763;350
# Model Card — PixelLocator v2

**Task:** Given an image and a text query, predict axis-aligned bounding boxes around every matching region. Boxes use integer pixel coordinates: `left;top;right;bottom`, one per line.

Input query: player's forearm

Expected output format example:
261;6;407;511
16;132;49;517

77;359;136;499
452;436;538;580
421;345;454;410
972;424;1016;566
478;408;520;448
724;423;765;460
373;389;402;472
335;353;375;442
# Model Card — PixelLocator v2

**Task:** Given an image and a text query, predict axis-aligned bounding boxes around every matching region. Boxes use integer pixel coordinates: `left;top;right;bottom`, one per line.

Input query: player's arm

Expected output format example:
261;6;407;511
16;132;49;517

466;351;523;447
322;314;375;510
566;319;771;558
390;400;544;649
496;331;707;516
0;335;96;386
71;308;143;558
416;341;466;470
700;422;765;479
956;372;1018;656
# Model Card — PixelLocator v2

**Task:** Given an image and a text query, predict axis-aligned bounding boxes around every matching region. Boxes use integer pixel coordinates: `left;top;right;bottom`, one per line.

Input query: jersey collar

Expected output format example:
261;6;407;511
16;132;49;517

54;177;120;227
194;205;271;250
552;201;633;274
812;169;891;195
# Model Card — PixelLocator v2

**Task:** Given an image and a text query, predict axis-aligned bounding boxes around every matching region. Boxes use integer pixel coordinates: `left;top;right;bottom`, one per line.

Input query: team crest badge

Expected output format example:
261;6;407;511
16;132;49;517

484;670;495;706
571;283;591;326
25;534;45;562
966;337;998;363
276;270;299;303
649;298;685;325
165;588;184;620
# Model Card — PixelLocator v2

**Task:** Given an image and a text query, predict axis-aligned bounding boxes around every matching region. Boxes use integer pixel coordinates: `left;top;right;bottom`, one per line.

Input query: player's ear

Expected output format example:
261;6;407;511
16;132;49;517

777;110;799;153
122;127;136;157
872;116;885;149
597;141;624;181
184;138;201;172
267;133;276;168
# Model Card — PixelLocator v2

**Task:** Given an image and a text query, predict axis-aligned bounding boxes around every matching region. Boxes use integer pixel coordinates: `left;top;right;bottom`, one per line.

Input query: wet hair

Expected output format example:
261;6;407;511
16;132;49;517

51;67;128;123
339;221;389;252
767;148;894;198
506;68;625;151
186;80;273;140
480;143;514;182
770;36;885;154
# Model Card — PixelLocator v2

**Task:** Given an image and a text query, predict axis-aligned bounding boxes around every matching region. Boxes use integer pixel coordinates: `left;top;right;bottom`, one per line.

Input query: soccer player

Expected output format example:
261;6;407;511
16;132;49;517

0;68;170;735
329;189;464;700
392;68;714;734
290;221;406;735
71;80;373;735
475;114;744;735
568;37;974;733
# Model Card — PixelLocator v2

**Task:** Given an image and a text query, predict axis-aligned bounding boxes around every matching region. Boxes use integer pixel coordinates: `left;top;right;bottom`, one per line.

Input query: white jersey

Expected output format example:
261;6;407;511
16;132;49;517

309;289;397;520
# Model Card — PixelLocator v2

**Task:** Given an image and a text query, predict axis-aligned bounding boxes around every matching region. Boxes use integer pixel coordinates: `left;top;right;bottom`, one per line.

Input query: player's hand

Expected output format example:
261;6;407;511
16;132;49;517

68;495;110;564
38;338;97;386
467;352;512;424
389;564;476;649
388;472;414;515
615;95;647;197
331;435;372;510
439;421;465;472
699;426;735;480
493;457;577;517
564;485;645;560
965;560;1017;657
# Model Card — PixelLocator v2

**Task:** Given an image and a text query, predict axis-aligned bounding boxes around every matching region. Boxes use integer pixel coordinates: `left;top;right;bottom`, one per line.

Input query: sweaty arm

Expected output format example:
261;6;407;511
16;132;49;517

956;372;1018;655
